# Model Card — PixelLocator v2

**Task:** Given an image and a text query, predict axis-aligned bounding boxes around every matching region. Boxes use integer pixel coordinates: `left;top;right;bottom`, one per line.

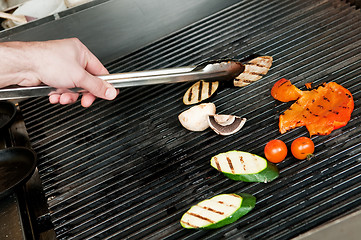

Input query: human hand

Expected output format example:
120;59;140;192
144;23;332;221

0;38;117;107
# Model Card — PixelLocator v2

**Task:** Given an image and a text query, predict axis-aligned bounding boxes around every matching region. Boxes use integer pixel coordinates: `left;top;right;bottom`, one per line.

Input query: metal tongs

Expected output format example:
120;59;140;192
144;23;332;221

0;61;244;100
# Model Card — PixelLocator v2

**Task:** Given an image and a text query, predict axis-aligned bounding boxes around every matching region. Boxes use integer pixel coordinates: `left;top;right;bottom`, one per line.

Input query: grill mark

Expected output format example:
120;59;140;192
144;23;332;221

239;156;246;171
245;62;268;68
208;82;213;97
323;96;330;102
188;87;193;102
187;212;215;223
214;157;222;171
242;79;256;83
180;221;199;228
218;201;236;208
199;205;224;215
245;71;264;76
226;156;235;173
279;80;288;87
198;80;203;101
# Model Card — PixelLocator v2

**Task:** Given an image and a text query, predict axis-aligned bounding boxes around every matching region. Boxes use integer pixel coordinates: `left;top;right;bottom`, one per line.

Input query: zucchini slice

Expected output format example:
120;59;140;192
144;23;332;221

210;151;279;183
234;56;273;87
183;80;219;105
180;193;256;229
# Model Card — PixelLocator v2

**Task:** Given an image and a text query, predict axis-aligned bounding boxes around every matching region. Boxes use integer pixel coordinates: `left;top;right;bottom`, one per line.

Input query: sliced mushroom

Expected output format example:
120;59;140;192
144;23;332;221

208;114;246;135
234;56;273;87
183;80;219;105
178;103;216;131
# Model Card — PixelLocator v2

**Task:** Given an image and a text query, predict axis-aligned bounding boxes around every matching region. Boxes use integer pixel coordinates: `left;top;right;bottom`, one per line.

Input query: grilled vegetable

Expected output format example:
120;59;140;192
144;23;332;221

180;193;256;229
271;78;302;102
208;114;246;135
178;103;216;131
272;79;354;136
210;151;279;182
183;80;219;105
234;56;273;87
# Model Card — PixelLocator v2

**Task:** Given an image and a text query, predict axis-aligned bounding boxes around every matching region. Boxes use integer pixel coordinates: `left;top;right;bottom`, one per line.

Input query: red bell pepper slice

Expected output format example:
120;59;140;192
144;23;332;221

271;79;354;136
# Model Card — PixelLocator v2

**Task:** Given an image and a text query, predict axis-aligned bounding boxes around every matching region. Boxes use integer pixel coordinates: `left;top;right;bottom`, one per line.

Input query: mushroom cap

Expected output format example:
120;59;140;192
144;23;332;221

208;114;246;135
178;103;216;131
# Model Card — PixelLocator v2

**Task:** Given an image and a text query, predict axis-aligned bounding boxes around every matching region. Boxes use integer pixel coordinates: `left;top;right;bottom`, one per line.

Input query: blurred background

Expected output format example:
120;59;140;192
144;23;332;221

0;0;92;29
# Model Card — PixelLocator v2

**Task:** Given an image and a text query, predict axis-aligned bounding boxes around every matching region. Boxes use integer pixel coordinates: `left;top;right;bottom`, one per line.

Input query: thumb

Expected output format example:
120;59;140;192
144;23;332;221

77;71;117;100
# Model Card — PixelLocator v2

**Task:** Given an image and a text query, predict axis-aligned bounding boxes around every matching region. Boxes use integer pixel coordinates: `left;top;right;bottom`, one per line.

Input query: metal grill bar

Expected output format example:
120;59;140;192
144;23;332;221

19;0;361;239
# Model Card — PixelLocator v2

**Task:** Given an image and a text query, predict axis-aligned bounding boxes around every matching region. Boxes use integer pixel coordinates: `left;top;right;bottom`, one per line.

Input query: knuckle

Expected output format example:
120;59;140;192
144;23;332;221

70;37;81;45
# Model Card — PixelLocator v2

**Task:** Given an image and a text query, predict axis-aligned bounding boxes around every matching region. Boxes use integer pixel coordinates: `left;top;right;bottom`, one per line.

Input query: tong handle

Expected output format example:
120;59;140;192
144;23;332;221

0;61;243;100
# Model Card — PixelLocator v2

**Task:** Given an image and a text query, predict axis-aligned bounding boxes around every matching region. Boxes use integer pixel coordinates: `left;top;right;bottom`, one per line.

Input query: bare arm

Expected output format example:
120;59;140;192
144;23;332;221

0;38;117;107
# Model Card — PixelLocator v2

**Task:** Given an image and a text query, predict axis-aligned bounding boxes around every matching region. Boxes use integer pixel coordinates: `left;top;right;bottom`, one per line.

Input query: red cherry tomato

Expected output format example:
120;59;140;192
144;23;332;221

291;137;315;160
264;139;288;163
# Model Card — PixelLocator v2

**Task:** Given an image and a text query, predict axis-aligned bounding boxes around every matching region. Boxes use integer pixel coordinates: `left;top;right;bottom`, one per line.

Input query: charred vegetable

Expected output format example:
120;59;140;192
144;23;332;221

183;80;219;105
178;103;216;131
208;114;246;135
234;56;273;87
182;56;273;105
180;193;256;229
210;151;279;183
272;79;354;136
271;78;302;102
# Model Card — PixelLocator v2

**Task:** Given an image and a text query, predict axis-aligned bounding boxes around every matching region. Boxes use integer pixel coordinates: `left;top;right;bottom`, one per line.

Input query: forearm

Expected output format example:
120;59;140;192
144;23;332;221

0;41;39;88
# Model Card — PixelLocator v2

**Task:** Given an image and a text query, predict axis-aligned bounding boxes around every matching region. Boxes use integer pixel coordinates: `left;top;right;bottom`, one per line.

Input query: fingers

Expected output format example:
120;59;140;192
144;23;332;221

59;93;79;105
49;93;80;105
80;45;118;102
49;94;60;104
81;93;96;108
76;71;117;101
41;38;118;107
50;92;109;108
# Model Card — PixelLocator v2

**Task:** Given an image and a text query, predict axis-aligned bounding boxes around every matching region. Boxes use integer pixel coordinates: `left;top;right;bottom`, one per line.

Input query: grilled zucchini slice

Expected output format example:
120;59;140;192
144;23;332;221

234;56;273;87
210;150;279;183
180;193;256;229
183;80;219;105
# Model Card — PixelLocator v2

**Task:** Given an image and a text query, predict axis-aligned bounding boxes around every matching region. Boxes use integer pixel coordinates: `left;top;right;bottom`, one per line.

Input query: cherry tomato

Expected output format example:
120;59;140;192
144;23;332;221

291;137;315;160
264;139;288;163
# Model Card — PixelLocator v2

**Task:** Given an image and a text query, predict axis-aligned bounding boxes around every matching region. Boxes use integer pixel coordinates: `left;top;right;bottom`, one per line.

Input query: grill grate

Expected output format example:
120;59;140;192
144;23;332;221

19;0;361;239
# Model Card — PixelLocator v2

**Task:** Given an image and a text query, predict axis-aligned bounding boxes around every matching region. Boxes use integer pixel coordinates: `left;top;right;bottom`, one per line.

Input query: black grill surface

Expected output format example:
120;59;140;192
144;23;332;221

19;0;361;239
